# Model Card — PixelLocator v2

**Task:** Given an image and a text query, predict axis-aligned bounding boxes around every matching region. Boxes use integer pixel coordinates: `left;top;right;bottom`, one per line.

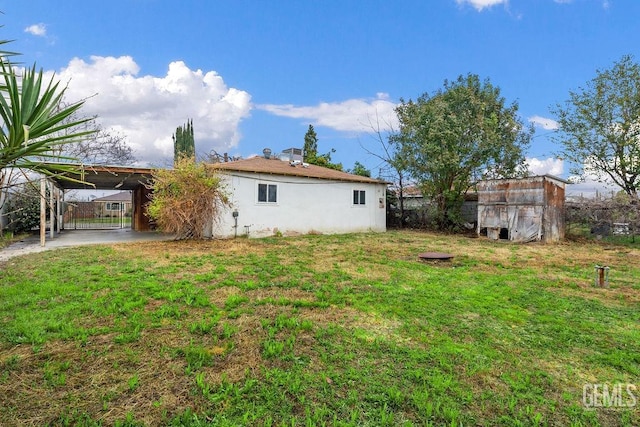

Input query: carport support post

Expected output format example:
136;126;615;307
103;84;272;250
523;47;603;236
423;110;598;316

56;188;62;233
49;181;55;239
40;178;46;247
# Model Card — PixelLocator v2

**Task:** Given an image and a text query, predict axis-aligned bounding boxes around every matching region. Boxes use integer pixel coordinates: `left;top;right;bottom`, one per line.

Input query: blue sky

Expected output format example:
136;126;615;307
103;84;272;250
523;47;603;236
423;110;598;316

2;0;638;195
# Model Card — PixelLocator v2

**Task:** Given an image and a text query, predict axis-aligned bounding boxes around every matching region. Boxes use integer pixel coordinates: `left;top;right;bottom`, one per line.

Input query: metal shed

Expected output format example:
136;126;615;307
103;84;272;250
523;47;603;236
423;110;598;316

477;175;568;243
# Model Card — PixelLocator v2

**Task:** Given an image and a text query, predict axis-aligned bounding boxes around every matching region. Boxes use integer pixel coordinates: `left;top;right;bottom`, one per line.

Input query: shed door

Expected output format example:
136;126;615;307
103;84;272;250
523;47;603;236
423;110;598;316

508;206;542;242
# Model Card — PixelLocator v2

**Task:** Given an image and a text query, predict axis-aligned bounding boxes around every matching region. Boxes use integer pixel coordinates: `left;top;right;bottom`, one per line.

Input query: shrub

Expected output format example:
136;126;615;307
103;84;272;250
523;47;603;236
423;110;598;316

147;157;230;239
5;182;45;233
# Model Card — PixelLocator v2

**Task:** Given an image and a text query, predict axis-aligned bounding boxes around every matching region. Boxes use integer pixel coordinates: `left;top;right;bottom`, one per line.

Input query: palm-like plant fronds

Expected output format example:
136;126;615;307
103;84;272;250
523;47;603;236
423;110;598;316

0;59;96;180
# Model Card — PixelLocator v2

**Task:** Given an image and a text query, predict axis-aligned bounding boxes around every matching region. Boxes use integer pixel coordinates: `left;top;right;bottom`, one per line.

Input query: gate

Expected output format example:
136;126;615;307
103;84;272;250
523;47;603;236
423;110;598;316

63;200;131;229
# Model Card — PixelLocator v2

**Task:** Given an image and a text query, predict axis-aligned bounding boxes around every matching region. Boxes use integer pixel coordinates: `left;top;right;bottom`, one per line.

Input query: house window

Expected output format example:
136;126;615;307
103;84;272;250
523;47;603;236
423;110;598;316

258;183;278;203
353;190;366;205
106;202;121;211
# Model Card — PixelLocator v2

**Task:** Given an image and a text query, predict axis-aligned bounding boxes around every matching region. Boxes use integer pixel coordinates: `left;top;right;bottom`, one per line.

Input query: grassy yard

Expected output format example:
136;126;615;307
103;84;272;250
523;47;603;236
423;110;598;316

0;231;638;426
0;232;26;250
64;217;132;230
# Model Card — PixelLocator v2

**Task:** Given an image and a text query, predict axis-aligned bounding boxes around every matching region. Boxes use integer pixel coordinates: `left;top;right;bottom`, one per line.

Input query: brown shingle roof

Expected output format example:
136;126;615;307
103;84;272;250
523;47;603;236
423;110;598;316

211;156;387;184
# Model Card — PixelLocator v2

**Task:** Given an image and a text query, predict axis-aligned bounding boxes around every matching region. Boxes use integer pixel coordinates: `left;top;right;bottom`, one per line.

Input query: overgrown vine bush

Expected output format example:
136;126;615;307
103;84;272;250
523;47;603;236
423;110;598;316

147;157;230;239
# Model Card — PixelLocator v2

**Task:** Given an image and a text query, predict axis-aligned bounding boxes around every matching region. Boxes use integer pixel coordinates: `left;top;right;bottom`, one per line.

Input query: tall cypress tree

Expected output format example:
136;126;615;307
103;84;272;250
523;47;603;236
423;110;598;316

303;124;318;162
302;124;342;171
173;119;195;163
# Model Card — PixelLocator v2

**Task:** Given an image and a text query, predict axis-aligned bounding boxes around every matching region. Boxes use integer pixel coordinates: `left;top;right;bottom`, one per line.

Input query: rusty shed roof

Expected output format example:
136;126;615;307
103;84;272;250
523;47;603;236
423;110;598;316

478;174;571;188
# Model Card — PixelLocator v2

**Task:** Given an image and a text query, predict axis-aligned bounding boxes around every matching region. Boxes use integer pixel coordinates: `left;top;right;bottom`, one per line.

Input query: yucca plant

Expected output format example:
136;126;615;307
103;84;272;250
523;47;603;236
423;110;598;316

0;37;96;233
0;59;95;181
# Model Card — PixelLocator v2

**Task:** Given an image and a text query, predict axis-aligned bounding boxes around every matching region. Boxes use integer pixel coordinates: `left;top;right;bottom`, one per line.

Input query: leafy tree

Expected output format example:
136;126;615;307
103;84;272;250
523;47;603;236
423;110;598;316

351;161;371;177
147;157;230;239
173;119;195;163
302;124;343;171
552;55;640;202
303;124;318;162
395;74;531;229
361;113;410;227
311;149;343;171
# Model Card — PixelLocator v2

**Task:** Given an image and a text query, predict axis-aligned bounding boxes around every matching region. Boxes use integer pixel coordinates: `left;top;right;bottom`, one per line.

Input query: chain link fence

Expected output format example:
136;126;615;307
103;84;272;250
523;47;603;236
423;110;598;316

565;196;639;244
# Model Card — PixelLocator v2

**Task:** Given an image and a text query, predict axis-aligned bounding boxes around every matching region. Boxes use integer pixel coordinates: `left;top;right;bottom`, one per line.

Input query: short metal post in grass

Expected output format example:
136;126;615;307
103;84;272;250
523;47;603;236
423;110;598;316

594;265;610;288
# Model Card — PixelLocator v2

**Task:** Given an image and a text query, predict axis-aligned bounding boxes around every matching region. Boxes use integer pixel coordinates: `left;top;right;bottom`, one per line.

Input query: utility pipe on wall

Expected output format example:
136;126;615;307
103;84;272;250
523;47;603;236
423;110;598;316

232;209;239;238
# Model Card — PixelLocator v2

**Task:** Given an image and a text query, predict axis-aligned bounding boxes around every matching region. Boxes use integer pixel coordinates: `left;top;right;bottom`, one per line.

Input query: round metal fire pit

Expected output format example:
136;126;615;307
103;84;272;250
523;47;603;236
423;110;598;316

418;252;454;261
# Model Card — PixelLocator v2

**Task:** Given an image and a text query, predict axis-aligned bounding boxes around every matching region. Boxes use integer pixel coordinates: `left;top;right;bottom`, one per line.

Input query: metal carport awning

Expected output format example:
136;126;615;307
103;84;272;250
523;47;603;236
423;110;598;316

44;163;156;191
38;163;159;246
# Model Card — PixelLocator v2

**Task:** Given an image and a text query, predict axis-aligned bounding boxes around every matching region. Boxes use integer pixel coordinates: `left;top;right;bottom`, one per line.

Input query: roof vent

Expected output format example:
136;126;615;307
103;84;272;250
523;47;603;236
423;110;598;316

262;148;272;159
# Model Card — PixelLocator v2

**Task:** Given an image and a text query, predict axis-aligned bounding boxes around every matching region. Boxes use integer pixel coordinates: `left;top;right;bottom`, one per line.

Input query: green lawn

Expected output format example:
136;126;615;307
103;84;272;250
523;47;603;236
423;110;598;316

0;231;638;426
65;217;132;229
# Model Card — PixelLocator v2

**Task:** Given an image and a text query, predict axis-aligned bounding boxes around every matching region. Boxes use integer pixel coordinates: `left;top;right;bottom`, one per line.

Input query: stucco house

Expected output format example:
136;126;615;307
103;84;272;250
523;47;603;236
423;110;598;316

92;191;133;218
211;156;387;238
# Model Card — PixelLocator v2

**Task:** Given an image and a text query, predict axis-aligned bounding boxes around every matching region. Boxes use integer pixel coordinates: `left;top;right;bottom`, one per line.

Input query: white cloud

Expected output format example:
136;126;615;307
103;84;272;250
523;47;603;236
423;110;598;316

526;157;563;176
48;56;251;165
24;23;47;37
565;177;616;198
524;157;616;198
554;0;610;9
258;93;398;133
564;158;622;198
528;115;559;130
455;0;507;11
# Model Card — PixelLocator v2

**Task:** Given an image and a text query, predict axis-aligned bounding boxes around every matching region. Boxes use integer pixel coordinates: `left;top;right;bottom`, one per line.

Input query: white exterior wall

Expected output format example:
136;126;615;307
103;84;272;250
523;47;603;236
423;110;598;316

212;172;387;238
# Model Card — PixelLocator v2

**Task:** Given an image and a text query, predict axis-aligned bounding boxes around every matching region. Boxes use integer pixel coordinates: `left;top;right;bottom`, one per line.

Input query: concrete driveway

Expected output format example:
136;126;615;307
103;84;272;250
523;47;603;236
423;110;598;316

0;229;175;262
